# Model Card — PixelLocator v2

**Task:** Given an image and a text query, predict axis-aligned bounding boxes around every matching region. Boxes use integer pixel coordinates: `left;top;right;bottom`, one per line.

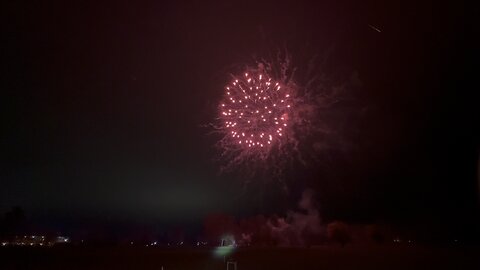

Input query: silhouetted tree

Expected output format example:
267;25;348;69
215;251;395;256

0;207;26;239
327;221;351;247
367;224;385;244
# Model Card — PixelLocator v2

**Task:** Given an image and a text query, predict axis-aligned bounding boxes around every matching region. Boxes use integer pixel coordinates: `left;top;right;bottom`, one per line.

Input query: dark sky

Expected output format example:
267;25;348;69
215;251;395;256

1;1;477;230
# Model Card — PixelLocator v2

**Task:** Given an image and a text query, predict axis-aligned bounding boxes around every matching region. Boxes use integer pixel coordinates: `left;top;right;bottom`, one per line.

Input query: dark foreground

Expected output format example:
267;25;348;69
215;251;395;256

0;246;478;270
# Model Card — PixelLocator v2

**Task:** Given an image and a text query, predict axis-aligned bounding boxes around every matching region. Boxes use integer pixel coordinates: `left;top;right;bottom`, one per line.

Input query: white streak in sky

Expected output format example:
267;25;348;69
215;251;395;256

368;24;382;33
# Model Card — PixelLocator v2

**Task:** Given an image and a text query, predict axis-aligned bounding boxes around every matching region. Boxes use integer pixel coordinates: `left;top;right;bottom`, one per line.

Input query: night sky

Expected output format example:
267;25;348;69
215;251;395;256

2;1;477;233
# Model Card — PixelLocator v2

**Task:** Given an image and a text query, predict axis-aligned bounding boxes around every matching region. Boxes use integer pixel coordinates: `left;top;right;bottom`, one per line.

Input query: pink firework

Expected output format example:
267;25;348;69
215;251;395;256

219;71;293;154
213;51;346;179
213;51;354;182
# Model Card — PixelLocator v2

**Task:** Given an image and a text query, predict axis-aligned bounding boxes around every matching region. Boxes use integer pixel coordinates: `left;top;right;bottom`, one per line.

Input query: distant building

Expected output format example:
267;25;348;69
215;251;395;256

0;235;70;247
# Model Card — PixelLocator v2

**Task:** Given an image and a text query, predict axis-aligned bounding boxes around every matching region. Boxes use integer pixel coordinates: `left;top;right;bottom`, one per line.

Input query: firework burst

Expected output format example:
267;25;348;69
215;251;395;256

212;51;350;181
220;72;292;153
213;57;308;179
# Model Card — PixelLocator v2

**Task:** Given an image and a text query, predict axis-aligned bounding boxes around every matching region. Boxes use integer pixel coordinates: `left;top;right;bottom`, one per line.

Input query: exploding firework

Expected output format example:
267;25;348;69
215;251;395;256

213;57;306;178
213;51;354;180
220;72;293;152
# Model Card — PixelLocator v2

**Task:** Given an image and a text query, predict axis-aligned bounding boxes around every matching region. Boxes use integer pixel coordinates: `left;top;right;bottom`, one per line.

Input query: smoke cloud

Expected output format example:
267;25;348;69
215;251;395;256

266;189;322;246
203;189;323;247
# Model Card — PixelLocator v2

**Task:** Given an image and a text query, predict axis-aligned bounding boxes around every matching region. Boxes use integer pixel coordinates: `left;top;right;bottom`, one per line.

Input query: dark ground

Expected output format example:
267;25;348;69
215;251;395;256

1;246;478;270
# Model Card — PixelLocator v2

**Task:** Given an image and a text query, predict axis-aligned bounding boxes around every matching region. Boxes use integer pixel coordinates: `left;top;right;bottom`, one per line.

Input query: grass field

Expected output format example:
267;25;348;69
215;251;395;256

1;245;478;270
